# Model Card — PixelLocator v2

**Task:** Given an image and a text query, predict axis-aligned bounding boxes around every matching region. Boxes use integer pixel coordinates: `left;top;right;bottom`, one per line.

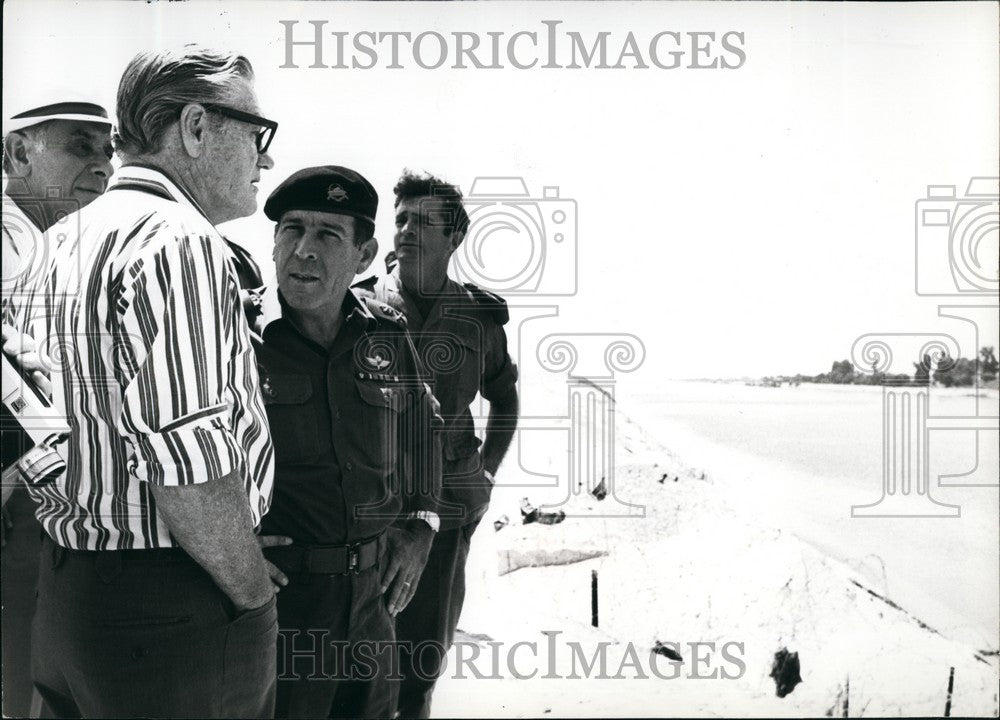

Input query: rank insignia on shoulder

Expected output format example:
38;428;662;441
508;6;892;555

463;282;509;325
361;295;407;327
353;275;378;292
242;287;266;336
242;287;264;314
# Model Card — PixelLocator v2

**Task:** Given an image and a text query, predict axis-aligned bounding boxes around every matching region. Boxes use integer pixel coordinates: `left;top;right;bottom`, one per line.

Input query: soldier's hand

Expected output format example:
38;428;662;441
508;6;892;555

381;523;434;616
1;324;52;397
257;534;292;591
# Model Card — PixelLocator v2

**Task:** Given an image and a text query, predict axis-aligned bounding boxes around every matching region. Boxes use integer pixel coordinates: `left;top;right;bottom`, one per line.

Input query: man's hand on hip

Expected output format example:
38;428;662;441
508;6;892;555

257;534;291;592
150;470;274;612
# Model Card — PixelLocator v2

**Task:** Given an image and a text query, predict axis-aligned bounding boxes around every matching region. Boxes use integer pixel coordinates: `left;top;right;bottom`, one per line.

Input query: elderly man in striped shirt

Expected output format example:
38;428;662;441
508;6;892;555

31;46;281;718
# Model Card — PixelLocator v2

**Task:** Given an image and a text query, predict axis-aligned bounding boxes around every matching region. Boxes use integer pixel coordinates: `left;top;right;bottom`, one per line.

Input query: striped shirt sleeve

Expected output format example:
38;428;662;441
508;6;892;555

113;222;244;487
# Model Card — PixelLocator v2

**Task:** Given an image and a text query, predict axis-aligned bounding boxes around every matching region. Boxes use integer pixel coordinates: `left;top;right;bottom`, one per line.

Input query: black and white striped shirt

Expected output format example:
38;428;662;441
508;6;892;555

36;166;274;550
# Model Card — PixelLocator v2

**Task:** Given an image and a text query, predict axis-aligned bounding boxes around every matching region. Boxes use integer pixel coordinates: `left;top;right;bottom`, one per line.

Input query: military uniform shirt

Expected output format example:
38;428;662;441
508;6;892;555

357;271;517;528
253;285;442;545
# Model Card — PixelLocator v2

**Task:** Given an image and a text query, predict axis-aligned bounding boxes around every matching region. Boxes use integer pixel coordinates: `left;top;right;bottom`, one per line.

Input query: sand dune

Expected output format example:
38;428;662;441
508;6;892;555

435;388;1000;717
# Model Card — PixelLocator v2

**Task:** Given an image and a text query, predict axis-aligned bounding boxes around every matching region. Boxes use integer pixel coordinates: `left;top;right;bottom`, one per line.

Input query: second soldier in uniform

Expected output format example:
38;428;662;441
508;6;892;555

357;171;520;718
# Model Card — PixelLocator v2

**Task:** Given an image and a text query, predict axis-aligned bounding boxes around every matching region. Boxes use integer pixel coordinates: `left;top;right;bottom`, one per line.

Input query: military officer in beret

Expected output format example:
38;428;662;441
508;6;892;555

355;170;520;719
251;166;443;719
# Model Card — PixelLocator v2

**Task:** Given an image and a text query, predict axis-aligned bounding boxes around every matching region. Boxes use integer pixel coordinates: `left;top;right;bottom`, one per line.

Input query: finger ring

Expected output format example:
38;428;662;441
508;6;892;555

402;581;411;587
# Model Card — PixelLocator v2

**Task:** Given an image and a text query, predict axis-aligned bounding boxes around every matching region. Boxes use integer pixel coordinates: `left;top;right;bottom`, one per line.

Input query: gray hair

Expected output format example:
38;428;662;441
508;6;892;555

114;45;254;157
2;124;48;175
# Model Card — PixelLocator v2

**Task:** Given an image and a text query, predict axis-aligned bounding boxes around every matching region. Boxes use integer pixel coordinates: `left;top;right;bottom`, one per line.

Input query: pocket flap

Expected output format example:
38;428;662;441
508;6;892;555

262;374;312;405
355;379;402;412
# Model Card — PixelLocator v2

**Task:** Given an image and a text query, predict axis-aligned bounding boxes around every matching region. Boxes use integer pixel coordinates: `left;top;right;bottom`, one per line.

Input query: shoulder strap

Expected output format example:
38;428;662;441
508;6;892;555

353;274;378;295
463;282;509;325
360;295;407;328
241;287;265;337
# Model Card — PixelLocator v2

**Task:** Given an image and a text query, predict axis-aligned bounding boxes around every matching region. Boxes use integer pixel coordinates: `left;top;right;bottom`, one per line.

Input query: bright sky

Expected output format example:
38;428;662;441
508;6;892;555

4;0;998;379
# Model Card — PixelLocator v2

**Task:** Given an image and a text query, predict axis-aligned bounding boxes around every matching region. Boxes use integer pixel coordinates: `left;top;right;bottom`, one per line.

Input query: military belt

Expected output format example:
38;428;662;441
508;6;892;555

264;533;383;575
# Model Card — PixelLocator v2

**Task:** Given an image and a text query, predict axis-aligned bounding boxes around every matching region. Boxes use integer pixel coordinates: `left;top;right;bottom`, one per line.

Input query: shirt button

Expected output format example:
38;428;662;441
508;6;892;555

345;462;354;472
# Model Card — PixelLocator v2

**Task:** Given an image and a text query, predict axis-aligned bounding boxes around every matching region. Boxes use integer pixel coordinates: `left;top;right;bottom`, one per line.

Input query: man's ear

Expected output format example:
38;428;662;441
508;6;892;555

451;228;466;252
356;236;379;275
177;104;210;158
4;133;33;178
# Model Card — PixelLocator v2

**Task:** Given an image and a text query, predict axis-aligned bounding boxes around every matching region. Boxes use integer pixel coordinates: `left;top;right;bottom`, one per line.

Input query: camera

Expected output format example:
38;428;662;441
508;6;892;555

449;177;578;296
914;176;999;296
1;352;69;448
1;352;68;490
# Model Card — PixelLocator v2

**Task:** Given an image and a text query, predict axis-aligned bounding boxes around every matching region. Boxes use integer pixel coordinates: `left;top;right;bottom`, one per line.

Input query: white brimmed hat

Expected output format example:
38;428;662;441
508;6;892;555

4;99;112;134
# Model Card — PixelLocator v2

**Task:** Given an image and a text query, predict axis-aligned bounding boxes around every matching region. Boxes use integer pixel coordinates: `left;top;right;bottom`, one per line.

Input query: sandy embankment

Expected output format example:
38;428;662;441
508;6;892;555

433;385;1000;718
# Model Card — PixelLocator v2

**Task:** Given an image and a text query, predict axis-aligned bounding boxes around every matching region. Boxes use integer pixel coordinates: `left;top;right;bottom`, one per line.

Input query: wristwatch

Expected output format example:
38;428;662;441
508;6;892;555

408;510;440;532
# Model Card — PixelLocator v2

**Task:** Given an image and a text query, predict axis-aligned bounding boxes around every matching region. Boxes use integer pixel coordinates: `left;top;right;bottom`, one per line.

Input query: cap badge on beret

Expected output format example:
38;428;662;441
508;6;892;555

264;165;377;224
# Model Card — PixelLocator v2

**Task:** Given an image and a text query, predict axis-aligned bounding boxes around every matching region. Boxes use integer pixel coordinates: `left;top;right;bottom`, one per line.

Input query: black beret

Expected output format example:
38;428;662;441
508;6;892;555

264;165;378;228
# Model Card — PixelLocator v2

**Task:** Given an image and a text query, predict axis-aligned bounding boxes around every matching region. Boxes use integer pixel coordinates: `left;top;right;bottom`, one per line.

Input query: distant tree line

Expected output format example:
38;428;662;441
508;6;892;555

803;347;999;387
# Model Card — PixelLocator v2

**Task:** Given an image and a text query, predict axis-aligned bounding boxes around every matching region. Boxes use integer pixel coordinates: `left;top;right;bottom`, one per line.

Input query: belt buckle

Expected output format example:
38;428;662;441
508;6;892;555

347;543;361;574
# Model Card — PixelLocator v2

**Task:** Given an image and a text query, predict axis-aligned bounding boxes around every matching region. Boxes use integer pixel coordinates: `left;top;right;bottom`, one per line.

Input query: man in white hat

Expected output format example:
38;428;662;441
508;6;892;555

1;95;113;719
2;97;115;330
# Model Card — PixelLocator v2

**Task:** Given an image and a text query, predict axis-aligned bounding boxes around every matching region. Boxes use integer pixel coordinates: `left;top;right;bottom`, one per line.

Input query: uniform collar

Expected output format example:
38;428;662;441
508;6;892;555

259;281;378;337
388;267;465;325
113;164;212;221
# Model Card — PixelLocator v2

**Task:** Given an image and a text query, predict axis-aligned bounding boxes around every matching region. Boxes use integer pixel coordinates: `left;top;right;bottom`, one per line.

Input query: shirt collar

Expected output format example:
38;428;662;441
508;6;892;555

389;267;464;324
113;164;212;221
258;281;378;337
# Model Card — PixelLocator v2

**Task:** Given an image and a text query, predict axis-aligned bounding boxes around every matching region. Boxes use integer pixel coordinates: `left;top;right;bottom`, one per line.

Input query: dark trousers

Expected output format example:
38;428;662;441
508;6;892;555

394;521;478;719
31;535;278;719
1;487;43;718
271;552;397;720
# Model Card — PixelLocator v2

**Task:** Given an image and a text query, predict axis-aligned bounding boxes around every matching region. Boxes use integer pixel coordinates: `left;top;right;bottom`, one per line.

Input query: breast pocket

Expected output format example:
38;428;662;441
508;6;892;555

262;374;320;463
438;332;482;461
426;331;481;415
354;380;403;474
453;332;483;401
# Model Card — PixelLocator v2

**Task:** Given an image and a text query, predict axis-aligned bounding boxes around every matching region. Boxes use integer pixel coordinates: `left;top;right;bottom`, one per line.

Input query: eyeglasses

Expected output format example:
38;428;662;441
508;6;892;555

200;103;278;154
